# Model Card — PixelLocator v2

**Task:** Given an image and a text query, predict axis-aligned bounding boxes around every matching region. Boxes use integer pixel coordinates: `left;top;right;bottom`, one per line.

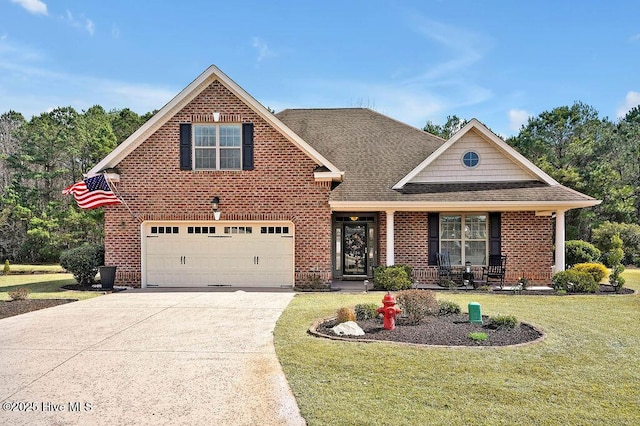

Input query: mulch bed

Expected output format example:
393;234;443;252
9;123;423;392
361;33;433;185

443;284;634;296
0;299;76;320
313;315;544;347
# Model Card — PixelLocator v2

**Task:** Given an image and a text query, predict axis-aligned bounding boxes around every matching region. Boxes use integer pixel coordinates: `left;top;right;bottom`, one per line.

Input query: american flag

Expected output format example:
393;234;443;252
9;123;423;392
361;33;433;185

62;174;122;209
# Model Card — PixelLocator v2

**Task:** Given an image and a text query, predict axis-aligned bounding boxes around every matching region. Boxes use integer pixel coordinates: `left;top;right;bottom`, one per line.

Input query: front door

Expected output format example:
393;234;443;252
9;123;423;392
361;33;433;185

343;223;367;275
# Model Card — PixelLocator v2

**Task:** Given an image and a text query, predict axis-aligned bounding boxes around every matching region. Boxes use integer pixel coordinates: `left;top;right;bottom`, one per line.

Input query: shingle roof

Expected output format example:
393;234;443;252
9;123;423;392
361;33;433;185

276;108;598;206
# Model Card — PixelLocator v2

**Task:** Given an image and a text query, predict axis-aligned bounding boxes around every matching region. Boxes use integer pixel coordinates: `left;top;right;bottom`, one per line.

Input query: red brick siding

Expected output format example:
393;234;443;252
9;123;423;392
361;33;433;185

104;79;332;287
394;212;429;268
501;211;554;284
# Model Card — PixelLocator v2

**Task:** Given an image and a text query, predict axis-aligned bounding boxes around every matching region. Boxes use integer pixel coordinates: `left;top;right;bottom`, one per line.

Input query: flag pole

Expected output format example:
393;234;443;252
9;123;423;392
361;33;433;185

103;172;140;222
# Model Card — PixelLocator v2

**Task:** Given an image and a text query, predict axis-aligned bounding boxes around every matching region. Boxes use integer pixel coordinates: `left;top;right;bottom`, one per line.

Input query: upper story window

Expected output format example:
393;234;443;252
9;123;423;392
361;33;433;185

180;122;253;171
462;151;480;168
194;124;241;170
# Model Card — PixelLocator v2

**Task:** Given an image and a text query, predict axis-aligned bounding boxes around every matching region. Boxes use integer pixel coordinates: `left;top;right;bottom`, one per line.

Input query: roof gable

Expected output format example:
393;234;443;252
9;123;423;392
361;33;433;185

393;119;558;189
88;65;342;177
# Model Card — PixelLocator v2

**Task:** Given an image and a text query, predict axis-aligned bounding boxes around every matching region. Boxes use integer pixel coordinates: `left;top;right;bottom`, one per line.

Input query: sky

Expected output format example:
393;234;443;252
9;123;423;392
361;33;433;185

1;0;639;137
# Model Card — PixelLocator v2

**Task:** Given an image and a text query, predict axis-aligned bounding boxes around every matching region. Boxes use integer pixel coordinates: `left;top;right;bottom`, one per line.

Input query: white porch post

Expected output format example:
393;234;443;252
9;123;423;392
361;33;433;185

386;210;395;266
555;210;566;273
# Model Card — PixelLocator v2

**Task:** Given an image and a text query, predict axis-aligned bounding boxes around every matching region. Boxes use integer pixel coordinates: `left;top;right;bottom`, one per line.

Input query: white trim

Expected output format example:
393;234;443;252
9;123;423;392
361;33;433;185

386;211;394;266
393;118;559;189
554;210;566;273
88;65;342;178
330;199;601;212
314;171;344;182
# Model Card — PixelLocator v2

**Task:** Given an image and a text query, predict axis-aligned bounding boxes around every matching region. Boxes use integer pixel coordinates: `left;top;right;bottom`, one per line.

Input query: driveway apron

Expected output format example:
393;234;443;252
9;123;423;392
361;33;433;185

0;290;305;425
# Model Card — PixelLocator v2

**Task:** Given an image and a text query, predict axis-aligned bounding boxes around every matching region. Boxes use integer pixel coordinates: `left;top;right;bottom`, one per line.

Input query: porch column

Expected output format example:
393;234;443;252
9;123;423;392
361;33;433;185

386;210;395;266
555;210;566;273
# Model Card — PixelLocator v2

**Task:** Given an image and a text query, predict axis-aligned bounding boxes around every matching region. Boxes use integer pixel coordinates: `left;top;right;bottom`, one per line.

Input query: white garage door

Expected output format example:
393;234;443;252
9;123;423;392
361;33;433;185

143;221;294;287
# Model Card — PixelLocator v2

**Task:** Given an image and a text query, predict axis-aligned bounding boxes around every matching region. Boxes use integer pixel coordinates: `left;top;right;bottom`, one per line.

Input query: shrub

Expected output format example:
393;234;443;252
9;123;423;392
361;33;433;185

373;265;413;291
354;303;379;321
396;290;438;324
468;332;488;341
3;259;9;275
572;263;608;283
609;264;626;293
551;269;598;293
8;287;30;301
487;314;518;329
336;307;356;324
565;240;601;267
59;243;105;287
438;300;461;315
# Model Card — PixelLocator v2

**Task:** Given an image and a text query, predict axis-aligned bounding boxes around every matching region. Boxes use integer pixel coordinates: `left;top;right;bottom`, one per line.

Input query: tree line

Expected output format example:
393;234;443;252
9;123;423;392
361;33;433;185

0;106;155;262
1;102;639;264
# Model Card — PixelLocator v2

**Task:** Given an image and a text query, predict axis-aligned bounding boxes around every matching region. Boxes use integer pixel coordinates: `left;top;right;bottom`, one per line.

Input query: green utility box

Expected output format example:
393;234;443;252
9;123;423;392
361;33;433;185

468;302;483;324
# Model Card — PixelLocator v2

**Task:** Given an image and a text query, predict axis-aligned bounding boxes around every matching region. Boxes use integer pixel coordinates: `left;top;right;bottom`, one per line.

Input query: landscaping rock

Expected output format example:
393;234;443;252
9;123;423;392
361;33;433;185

331;321;365;336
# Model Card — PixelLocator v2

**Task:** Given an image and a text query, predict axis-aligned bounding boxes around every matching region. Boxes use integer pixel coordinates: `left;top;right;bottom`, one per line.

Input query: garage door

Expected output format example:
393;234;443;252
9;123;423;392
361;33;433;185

143;221;294;287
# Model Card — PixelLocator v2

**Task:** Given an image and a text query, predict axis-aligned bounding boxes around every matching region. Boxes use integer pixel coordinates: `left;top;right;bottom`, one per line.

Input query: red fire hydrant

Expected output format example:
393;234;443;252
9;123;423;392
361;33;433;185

377;292;401;330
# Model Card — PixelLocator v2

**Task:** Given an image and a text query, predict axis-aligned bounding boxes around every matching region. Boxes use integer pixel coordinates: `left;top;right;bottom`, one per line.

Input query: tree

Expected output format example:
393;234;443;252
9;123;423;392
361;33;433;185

0;111;25;194
423;115;468;139
506;102;622;239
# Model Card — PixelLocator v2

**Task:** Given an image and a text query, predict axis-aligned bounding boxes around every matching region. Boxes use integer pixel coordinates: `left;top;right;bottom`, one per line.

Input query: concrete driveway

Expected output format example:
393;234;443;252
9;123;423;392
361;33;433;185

0;290;305;425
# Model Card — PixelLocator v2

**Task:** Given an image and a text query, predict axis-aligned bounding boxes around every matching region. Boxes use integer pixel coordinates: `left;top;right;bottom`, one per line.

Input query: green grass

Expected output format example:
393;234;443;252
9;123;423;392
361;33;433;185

0;272;103;301
274;269;640;425
6;264;65;274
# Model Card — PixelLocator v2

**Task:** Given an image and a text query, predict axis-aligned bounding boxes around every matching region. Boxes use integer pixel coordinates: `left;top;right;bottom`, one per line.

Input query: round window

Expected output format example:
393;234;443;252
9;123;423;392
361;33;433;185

462;151;480;168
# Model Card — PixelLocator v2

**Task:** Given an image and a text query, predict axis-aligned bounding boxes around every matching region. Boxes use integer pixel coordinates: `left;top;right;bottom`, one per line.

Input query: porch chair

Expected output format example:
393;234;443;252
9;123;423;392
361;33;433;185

436;252;461;287
481;255;507;289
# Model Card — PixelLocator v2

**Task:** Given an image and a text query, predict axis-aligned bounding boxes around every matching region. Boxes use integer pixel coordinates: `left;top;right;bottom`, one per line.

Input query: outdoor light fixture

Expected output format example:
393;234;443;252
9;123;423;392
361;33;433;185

465;261;471;273
213;112;221;122
211;196;221;220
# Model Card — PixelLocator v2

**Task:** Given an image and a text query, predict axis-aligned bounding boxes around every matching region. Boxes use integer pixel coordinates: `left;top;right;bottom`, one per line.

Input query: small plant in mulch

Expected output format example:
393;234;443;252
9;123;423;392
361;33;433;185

438;300;461;315
3;259;10;275
487;314;519;329
336;307;356;324
609;264;626;293
396;290;438;324
354;303;379;320
468;332;488;342
8;287;31;301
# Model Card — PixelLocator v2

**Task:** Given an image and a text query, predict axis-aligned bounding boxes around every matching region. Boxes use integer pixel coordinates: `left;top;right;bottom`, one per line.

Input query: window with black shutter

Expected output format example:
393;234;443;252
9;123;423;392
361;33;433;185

179;122;254;171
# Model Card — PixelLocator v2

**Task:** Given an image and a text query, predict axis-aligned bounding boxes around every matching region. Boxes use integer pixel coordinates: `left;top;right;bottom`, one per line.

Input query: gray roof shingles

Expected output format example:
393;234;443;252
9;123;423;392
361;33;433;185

275;108;596;204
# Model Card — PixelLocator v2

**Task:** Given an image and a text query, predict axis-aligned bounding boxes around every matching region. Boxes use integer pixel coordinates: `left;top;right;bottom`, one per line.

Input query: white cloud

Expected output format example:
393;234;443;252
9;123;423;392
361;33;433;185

252;37;276;62
0;39;174;118
508;109;532;132
617;91;640;118
10;0;47;15
62;10;95;36
86;19;95;36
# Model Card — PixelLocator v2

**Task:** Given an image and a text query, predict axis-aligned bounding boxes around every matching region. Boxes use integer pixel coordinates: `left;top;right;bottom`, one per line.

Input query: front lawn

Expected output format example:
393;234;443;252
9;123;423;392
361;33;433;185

274;270;640;425
0;272;103;301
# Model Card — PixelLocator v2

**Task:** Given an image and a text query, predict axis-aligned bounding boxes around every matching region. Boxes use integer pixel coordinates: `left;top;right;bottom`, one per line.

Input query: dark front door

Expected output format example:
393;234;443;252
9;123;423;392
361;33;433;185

343;223;367;275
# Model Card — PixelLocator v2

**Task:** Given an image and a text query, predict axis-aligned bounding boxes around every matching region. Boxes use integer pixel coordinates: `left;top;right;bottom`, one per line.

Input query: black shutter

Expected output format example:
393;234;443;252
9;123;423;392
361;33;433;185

428;212;439;266
489;212;501;256
242;123;254;170
179;123;192;170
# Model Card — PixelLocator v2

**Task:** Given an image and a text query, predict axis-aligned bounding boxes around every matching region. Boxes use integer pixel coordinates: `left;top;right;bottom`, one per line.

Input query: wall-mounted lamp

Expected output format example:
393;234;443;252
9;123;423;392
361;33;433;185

213;112;221;122
211;196;221;220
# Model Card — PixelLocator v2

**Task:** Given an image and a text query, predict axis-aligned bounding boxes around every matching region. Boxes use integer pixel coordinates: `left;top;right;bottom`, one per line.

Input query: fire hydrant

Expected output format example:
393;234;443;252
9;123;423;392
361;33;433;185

377;292;401;330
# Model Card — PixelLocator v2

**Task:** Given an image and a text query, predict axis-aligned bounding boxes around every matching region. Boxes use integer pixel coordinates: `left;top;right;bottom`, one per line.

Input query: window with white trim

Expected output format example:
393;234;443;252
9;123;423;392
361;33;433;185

193;124;241;170
440;214;487;265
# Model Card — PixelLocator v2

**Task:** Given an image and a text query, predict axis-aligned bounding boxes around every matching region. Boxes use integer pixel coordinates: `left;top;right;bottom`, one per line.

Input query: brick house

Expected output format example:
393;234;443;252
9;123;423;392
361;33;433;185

88;65;600;289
